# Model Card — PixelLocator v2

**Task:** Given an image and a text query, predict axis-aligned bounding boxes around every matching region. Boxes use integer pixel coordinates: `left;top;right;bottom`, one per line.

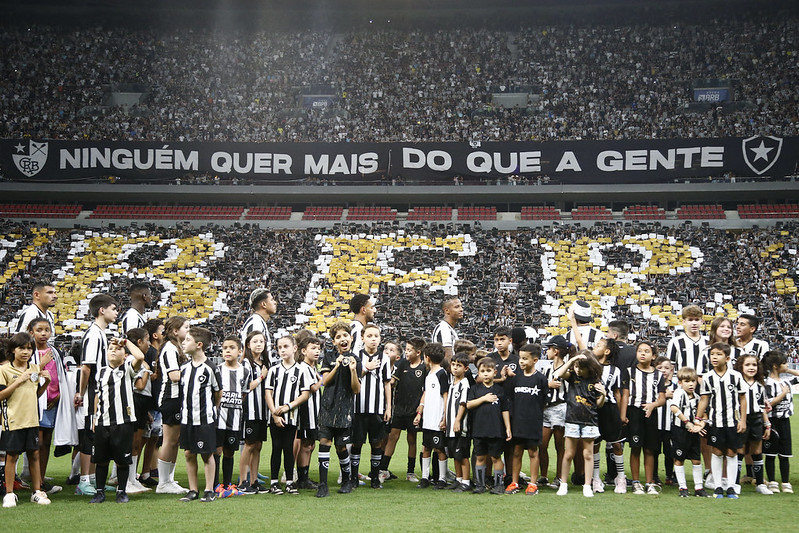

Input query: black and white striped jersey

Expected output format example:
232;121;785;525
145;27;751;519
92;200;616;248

82;322;108;409
243;358;269;422
266;361;308;427
446;378;470;437
298;361;321;430
666;334;709;374
765;376;799;418
544;363;568;405
216;364;251;431
14;304;55;335
158;341;183;406
600;363;623;405
354;350;391;415
656;377;678;431
743;379;767;416
350;321;365;356
670;387;699;428
742;338;770;360
431;320;458;348
119;308;145;334
567;325;602;350
626;367;666;408
240;313;275;365
94;361;137;427
700;368;746;427
180;359;220;426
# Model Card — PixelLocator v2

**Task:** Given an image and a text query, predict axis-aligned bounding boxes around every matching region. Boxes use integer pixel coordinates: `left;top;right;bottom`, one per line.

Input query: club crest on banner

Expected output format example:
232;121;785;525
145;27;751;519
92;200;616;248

12;140;48;177
742;135;782;175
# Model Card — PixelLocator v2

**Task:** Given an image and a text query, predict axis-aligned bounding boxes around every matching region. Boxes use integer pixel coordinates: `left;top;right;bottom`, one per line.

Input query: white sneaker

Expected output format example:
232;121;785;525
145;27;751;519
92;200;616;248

614;476;627;494
156;481;188;494
583;484;594;498
592;477;605;493
704;477;716;490
519;471;531;482
781;482;793;494
337;472;342;484
126;477;151;494
379;470;390;483
733;483;741;495
756;484;774;495
632;481;645;495
31;490;51;505
3;493;18;508
768;480;780;492
406;473;419;483
556;481;568;496
646;483;660;495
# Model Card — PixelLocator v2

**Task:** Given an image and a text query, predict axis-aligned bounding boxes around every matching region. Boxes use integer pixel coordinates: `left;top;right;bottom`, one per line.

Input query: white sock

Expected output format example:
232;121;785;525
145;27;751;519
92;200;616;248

711;454;724;489
725;455;738;489
614;453;625;479
593;452;601;480
70;455;81;477
692;464;703;490
674;465;687;489
438;460;447;482
131;455;139;478
157;459;170;484
80;474;90;484
110;463;117;479
169;461;177;483
463;478;471;486
421;457;431;479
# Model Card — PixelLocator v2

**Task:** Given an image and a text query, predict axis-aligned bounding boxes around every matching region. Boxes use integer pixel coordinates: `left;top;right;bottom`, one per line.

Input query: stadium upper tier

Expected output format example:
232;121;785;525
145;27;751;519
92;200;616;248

1;18;796;144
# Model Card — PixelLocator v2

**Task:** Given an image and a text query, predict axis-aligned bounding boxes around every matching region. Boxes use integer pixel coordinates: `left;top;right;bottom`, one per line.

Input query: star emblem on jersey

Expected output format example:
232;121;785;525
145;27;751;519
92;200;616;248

433;436;440;445
675;449;683;457
198;441;204;448
246;427;253;434
632;435;640;444
199;375;207;383
710;435;717;443
415;370;423;378
290;375;297;383
742;135;782;175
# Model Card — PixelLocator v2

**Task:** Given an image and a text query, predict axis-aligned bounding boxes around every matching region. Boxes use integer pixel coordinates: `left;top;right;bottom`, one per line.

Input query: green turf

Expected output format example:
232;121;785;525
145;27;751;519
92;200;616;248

3;402;798;532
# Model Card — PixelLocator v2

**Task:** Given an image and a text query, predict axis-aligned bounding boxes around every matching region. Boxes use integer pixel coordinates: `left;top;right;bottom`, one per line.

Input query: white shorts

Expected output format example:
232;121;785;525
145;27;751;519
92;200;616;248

564;423;600;440
543;403;566;428
144;411;163;438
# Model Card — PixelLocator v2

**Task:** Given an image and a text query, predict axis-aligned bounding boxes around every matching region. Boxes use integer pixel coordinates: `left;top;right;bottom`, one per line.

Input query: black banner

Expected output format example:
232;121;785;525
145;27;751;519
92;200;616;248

1;136;796;183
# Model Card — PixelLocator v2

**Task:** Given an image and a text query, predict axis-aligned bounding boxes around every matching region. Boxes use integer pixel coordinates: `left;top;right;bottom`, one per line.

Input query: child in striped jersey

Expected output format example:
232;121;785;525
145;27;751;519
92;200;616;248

734;353;772;495
90;337;145;503
214;336;250;497
239;331;269;494
669;367;706;497
445;352;471;492
265;335;310;495
762;350;799;493
654;357;677;487
696;343;747;499
296;335;323;490
178;328;221;503
620;340;666;495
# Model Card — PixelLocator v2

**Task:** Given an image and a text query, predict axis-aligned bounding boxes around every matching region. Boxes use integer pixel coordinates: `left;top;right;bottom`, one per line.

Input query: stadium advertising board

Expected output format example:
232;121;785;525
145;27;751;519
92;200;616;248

1;136;795;183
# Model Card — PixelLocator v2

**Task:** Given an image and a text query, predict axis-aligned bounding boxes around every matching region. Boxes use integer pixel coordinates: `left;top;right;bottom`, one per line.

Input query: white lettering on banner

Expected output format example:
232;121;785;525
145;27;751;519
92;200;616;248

60;147;199;171
211;152;293;174
596;147;725;172
466;151;541;174
304;153;379;175
402;148;452;171
555;151;582;172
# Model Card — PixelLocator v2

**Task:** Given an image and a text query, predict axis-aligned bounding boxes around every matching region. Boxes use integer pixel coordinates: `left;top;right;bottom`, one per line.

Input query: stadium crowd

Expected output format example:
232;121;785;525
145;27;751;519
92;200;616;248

1;18;797;144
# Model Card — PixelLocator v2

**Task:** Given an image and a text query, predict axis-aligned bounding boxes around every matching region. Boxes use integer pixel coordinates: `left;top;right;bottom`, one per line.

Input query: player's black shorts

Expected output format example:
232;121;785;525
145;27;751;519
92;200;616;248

160;398;182;426
670;426;701;462
707;425;743;452
512;437;541;451
422;429;446;451
446;436;471;460
133;394;150;431
598;403;624;443
92;423;134;465
318;425;351;446
216;428;242;450
658;429;674;456
0;427;40;453
764;417;792;457
79;416;95;455
297;428;319;442
391;414;419;432
351;413;387;445
744;413;764;443
243;419;268;443
180;423;216;455
472;437;504;458
626;406;659;452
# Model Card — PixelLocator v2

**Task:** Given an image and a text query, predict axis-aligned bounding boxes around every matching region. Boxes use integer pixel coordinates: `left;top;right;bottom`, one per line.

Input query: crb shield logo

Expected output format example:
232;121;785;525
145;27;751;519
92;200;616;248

12;140;48;178
415;369;423;378
742;135;782;176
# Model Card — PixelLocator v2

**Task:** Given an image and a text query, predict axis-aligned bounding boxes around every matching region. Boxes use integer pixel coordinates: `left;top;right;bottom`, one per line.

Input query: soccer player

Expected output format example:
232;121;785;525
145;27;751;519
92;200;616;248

736;314;769;359
383;337;426;482
119;283;152;334
413;343;449;489
265;335;309;495
502;344;548;495
445;352;471;492
666;305;708;374
214;336;250;497
178;327;221;503
431;297;463;360
315;321;361;498
696;343;747;498
73;294;119;497
13;279;56;335
348;293;375;356
466;357;511;494
240;288;277;365
89;337;145;504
